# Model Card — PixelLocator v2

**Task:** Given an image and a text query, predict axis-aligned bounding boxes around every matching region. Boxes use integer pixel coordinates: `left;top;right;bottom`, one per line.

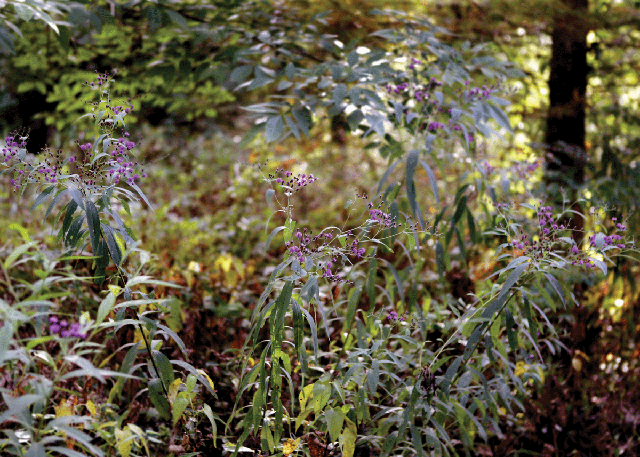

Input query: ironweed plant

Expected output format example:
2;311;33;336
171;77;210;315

224;10;639;457
0;74;219;457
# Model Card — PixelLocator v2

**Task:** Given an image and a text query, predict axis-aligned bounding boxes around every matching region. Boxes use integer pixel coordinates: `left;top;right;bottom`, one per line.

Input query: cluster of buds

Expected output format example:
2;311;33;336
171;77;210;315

269;168;317;196
367;203;399;229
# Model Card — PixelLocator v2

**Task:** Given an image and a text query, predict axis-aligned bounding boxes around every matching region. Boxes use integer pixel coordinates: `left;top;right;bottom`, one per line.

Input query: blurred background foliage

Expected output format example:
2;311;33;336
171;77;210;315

1;0;640;455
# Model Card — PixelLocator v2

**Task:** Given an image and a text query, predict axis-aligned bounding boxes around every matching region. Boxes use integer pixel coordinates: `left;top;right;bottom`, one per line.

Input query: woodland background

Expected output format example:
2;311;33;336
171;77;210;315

0;0;639;456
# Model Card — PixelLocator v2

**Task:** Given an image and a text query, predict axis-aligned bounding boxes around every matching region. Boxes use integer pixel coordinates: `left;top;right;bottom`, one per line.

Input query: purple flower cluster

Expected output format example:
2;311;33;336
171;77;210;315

482;161;497;174
509;205;567;255
588;232;625;250
3;72;145;193
387;310;405;322
408;57;421;70
48;316;87;339
538;205;565;236
368;206;398;229
88;73;108;87
269;168;317;195
282;225;366;284
321;258;342;281
349;239;366;258
515;159;541;179
464;83;498;102
506;203;629;270
69;133;145;189
386;82;410;94
2;133;26;161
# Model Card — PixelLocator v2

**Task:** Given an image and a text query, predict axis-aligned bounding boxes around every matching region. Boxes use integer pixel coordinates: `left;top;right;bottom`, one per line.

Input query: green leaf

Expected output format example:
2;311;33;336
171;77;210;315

365;113;385;137
488;104;512;132
85;199;102;257
410;424;424;457
284;115;300;140
202;404;218;443
151;350;175;387
148;378;171;421
325;408;344;443
265;115;284;142
230;65;254;83
300;307;318;358
344;283;362;332
379;259;405;306
333;84;348;104
157;323;188;356
172;393;190;426
366;359;380;394
44;188;68;221
165;9;189;30
96;292;116;326
312;382;330;416
405;150;423;227
0;321;13;364
419;159;440;204
59;199;78;240
452;195;468;225
493;262;528;310
14;4;35;21
146;5;163;30
523;296;538;345
31;185;56;211
505;309;518;351
292;298;307;374
3;242;37;270
442;357;462;396
543;272;566;306
347;109;364;130
102;224;122;266
94;239;110;285
292;107;312;137
109;343;140;403
265;226;285;252
435;241;445;277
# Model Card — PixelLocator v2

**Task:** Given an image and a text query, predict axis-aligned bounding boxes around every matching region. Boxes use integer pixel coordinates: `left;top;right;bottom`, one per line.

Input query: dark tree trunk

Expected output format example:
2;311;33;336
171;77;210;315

545;0;589;185
544;0;590;241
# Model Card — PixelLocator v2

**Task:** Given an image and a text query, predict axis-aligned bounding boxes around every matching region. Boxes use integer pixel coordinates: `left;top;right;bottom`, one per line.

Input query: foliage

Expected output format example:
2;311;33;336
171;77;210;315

0;0;241;144
0;0;68;54
0;2;639;457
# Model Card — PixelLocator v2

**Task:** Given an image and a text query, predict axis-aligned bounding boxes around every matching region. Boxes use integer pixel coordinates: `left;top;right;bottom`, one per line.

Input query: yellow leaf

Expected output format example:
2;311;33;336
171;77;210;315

338;418;357;457
283;438;300;456
54;399;73;418
214;253;233;273
115;427;134;457
168;378;183;405
197;369;215;392
299;384;314;411
133;327;150;344
108;284;121;296
85;400;97;416
514;361;530;377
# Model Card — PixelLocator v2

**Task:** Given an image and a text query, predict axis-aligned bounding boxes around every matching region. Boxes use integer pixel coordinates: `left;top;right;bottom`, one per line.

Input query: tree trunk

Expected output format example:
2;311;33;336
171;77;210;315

544;0;590;242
